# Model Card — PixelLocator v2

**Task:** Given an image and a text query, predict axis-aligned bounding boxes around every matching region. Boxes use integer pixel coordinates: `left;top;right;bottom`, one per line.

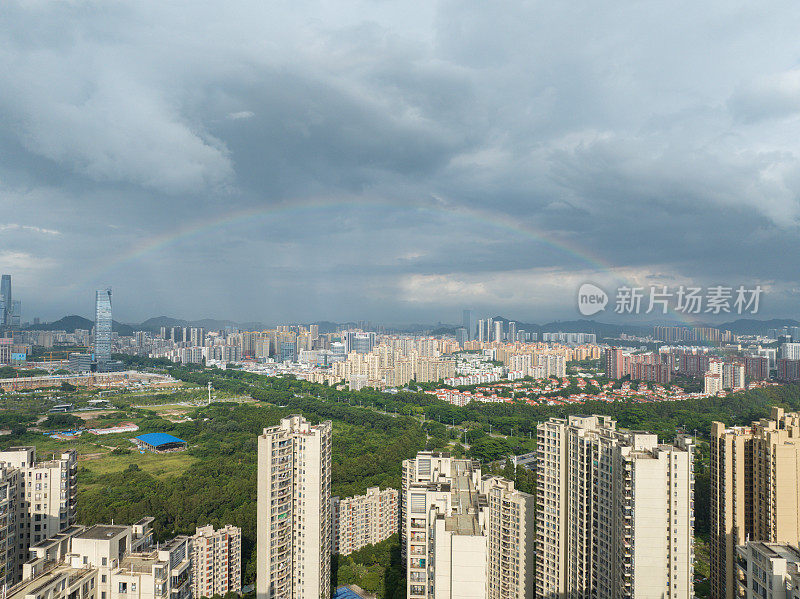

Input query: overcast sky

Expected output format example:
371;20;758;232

1;0;799;325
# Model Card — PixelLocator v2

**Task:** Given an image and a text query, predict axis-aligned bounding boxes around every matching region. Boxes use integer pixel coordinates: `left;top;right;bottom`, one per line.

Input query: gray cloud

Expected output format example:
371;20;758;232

1;0;799;324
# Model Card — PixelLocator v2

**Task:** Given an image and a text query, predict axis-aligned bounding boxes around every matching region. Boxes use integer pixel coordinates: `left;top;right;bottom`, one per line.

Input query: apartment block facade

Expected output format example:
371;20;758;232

536;415;694;599
401;451;534;599
0;447;78;583
331;487;398;556
7;518;190;599
257;416;332;599
192;525;242;598
710;408;800;599
734;542;800;599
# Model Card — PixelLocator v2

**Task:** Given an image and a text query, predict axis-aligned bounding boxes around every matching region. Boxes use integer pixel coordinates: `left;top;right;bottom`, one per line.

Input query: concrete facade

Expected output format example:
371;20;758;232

711;408;800;599
257;416;332;599
535;415;694;599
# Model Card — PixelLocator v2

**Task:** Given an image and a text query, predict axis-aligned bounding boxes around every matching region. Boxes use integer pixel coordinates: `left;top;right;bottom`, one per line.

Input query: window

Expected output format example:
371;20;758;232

102;558;107;566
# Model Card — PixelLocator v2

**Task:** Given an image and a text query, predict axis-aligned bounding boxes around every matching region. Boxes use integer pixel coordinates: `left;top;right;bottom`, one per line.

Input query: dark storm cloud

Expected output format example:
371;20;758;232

0;0;799;323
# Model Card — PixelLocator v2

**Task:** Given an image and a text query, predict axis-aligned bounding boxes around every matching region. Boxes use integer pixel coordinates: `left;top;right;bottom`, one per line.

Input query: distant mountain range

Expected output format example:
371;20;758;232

25;314;800;338
28;315;136;336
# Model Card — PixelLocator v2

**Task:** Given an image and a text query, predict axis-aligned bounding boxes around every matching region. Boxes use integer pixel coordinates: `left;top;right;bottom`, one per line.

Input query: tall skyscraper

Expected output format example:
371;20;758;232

0;274;11;326
94;288;112;365
257;416;332;599
507;321;516;342
401;452;535;599
461;309;472;341
493;319;503;343
477;319;486;343
710;408;800;599
536;415;694;599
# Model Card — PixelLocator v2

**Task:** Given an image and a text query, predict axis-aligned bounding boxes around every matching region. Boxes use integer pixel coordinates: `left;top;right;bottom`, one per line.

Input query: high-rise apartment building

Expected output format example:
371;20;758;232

257;416;332;599
779;343;800;360
94;288;113;366
192;525;242;598
0;447;78;582
343;332;376;354
401;452;534;599
507;322;516;342
734;542;800;599
7;518;190;599
777;359;800;381
331;487;398;555
710;408;800;599
536;416;694;599
704;360;746;395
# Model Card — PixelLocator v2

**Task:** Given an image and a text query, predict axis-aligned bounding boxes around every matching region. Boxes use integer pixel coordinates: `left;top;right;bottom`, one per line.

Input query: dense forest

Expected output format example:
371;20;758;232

57;356;800;596
77;401;431;584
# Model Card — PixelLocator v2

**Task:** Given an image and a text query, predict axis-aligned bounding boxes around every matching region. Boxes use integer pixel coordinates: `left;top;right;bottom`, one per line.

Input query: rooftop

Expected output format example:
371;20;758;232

78;525;128;540
135;433;186;447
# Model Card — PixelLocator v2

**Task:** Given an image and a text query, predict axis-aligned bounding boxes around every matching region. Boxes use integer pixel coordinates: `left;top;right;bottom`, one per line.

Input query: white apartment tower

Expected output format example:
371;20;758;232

257;416;332;599
401;452;534;599
0;447;78;582
536;416;694;599
331;487;398;555
192;525;242;598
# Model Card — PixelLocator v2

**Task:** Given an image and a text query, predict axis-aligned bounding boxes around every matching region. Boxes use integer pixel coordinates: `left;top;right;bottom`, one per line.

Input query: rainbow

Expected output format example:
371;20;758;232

76;196;700;327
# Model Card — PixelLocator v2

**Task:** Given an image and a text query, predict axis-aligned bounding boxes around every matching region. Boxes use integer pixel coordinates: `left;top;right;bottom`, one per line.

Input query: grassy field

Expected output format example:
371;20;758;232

79;450;196;479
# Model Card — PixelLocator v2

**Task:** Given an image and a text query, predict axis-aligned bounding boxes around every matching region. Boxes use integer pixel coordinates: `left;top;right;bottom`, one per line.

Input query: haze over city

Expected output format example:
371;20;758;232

2;1;800;324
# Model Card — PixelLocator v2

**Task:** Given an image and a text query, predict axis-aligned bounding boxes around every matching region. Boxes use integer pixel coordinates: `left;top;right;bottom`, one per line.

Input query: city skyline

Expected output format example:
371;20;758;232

1;1;799;323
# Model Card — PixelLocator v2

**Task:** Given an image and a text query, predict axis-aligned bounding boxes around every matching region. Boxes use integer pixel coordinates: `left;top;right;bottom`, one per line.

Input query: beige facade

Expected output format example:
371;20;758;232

7;518;190;599
331;487;398;556
711;408;800;599
401;452;534;599
0;447;78;583
536;415;694;599
257;416;332;599
192;525;242;598
734;542;800;599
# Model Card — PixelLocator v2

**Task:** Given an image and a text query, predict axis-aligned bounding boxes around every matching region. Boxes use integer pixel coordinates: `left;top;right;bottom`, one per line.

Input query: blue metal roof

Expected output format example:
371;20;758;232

333;587;368;599
135;432;185;447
